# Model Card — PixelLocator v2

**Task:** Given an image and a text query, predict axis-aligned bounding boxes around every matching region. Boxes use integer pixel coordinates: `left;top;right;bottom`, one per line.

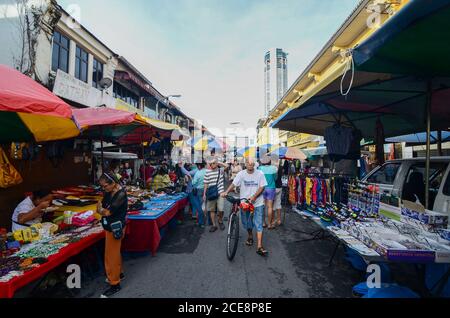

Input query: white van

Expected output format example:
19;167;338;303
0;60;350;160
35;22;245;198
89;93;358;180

362;157;450;217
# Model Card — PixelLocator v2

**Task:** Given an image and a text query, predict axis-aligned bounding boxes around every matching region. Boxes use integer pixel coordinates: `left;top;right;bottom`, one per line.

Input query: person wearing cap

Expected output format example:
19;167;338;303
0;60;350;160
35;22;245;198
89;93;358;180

203;157;228;232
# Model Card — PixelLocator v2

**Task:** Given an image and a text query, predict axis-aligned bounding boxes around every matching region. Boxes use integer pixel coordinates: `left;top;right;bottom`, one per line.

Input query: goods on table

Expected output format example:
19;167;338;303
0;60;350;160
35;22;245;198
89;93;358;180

0;222;103;283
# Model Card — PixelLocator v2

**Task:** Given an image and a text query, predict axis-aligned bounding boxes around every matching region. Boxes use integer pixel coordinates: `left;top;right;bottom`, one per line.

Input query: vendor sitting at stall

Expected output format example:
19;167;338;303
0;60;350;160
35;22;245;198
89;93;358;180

11;190;53;232
151;167;172;191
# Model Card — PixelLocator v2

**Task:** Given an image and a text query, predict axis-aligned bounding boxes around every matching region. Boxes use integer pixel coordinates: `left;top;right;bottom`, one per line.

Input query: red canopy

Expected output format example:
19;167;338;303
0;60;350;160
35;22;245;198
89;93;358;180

72;107;138;128
118;126;172;145
0;64;73;118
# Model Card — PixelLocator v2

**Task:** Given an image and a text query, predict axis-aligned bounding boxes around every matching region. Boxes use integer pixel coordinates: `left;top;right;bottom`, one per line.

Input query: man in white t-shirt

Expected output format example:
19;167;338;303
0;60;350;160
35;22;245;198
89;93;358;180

222;158;268;256
11;190;52;232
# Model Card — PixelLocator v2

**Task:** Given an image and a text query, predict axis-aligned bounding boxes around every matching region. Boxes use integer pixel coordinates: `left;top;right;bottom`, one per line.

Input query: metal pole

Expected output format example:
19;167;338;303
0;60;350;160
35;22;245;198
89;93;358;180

437;131;443;156
425;80;432;209
141;129;146;189
100;126;105;173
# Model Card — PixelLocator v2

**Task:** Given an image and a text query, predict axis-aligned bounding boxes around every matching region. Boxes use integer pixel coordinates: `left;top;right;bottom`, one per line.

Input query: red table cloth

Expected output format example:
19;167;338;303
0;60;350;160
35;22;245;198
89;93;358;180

122;198;188;255
0;231;105;298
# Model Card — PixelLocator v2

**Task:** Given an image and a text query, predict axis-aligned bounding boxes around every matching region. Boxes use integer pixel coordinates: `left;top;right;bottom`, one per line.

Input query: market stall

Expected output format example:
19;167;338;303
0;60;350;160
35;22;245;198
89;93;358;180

122;188;188;255
0;185;105;298
271;0;450;297
0;64;80;143
290;180;450;297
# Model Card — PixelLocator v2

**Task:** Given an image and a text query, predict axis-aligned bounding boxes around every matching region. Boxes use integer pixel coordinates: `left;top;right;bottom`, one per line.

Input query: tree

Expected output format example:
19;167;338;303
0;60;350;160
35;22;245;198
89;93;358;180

2;0;61;82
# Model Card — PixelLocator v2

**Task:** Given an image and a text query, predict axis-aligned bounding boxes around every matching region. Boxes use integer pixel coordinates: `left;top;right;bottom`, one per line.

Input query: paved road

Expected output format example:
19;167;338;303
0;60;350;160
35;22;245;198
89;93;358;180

75;201;363;298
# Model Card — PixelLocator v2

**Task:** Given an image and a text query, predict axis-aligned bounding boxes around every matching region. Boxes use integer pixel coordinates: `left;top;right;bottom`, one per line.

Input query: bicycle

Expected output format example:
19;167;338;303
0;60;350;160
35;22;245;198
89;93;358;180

225;195;241;261
225;195;254;261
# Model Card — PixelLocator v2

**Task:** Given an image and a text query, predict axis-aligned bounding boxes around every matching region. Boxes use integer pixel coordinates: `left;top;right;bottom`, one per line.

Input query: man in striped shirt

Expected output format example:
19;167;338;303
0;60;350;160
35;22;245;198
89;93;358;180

203;158;228;232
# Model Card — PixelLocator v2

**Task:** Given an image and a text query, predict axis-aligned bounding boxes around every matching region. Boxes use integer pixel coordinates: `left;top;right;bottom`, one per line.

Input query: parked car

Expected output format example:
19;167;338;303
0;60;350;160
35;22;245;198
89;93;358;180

362;157;450;217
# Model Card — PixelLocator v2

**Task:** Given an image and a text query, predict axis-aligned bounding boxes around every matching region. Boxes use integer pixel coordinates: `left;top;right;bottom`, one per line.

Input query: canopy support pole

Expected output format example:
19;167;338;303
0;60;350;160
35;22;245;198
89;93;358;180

425;80;432;209
437;131;443;156
100;126;105;174
141;130;146;189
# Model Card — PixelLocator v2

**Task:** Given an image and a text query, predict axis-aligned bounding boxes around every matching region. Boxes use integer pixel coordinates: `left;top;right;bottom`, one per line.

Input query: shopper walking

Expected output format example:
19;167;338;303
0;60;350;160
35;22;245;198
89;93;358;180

180;162;198;219
258;155;278;229
274;161;284;227
192;162;207;228
230;160;242;183
97;172;128;298
203;158;227;232
222;158;268;256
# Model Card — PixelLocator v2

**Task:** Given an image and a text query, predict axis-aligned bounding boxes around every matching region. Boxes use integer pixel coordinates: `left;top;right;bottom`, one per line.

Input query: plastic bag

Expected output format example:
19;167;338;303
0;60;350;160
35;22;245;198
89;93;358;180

0;146;23;188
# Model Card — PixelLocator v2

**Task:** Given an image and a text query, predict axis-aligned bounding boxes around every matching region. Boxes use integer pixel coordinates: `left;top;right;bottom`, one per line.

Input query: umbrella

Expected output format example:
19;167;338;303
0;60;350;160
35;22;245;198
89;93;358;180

188;136;227;152
302;146;328;158
0;64;79;142
352;0;450;207
386;131;450;144
268;147;307;161
273;0;450;207
236;144;275;158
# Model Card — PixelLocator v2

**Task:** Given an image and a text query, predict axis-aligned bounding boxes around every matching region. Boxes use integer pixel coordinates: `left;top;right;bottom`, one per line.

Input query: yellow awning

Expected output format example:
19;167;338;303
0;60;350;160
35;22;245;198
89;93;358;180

291;59;349;110
136;114;181;131
19;113;80;142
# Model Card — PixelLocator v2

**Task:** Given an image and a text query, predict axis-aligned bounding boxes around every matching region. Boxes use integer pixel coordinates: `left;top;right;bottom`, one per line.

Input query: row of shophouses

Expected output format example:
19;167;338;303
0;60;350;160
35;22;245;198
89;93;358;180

0;0;201;136
257;0;448;159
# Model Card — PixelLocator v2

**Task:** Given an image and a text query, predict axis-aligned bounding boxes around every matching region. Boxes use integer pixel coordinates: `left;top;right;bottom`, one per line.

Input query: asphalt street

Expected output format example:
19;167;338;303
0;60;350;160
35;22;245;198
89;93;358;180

73;200;364;298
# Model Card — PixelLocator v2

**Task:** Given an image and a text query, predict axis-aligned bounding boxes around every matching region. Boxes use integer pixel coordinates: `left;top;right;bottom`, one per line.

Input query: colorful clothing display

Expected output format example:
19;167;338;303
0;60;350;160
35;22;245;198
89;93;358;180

287;174;351;207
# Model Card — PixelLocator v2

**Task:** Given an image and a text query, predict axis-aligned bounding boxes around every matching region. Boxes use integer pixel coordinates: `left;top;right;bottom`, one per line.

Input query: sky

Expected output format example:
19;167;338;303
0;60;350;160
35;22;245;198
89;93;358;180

58;0;360;137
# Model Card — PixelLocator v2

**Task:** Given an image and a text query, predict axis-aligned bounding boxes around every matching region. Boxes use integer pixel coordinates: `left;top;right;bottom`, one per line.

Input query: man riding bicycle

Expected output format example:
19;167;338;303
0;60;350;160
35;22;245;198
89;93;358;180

222;158;268;256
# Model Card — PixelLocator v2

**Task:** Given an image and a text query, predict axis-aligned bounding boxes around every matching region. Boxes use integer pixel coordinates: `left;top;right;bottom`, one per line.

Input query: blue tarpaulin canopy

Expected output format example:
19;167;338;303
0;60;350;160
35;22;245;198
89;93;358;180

386;131;450;144
272;0;450;207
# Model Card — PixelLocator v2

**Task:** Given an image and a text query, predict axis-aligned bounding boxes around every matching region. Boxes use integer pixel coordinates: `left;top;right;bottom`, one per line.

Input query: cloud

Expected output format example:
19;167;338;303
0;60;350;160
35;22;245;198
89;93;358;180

58;0;360;134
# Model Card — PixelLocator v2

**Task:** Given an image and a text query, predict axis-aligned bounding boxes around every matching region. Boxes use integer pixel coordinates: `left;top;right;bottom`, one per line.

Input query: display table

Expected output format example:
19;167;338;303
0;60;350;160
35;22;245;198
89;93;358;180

0;230;104;298
122;193;188;255
293;207;450;296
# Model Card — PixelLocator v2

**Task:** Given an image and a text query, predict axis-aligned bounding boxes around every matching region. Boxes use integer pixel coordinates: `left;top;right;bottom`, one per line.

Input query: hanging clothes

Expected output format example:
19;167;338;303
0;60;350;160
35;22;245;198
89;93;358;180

288;176;297;205
312;178;318;204
322;179;328;205
305;177;313;206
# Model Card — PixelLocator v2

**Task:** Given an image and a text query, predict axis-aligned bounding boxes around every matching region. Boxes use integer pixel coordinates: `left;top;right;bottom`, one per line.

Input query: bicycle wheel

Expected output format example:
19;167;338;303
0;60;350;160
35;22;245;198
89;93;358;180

226;212;240;261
